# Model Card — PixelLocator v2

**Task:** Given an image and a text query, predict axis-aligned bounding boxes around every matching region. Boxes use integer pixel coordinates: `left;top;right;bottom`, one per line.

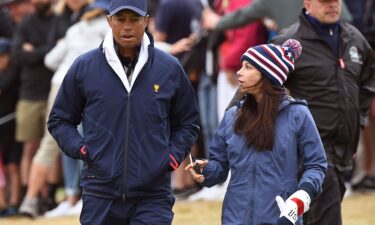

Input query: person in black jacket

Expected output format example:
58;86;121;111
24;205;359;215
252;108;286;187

47;0;200;224
0;0;33;38
11;0;54;215
0;38;22;217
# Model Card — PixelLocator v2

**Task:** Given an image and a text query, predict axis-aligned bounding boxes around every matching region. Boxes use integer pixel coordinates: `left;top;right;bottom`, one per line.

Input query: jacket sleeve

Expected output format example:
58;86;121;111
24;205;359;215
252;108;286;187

201;112;230;187
0;63;18;93
168;63;200;168
297;107;327;199
44;38;68;72
11;20;50;66
47;59;85;159
358;41;375;127
215;0;267;32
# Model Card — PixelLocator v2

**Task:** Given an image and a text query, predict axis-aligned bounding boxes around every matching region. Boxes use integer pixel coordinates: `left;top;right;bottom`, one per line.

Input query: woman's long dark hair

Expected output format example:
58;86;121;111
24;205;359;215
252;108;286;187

234;77;286;151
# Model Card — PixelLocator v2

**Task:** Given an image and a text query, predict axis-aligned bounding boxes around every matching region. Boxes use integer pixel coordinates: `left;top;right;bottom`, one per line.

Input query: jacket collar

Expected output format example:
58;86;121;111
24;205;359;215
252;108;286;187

278;95;307;111
102;31;151;93
234;92;306;111
297;8;352;57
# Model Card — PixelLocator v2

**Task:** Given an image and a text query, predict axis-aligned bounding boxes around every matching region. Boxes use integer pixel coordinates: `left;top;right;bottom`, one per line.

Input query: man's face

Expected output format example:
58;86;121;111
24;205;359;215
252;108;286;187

107;9;149;52
304;0;341;24
30;0;51;15
6;1;34;23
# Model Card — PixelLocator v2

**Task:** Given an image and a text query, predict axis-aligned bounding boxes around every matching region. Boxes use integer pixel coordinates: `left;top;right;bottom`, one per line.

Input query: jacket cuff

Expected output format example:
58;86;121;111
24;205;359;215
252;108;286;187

276;216;293;225
169;153;179;171
299;182;317;199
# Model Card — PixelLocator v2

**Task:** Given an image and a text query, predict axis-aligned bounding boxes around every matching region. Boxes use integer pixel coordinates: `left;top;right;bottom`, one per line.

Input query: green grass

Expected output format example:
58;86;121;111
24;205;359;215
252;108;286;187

1;192;374;225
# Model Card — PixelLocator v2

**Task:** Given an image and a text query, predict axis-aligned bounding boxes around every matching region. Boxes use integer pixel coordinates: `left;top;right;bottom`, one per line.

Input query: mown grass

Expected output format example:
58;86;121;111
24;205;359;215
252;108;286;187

1;192;374;225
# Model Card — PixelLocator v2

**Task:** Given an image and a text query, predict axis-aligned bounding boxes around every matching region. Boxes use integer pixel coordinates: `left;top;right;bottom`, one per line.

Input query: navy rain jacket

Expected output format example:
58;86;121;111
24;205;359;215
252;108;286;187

48;32;200;199
202;97;327;225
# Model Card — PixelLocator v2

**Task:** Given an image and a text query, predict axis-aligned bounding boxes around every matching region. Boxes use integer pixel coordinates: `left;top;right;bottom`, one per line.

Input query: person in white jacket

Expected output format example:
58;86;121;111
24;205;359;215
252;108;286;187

19;0;110;218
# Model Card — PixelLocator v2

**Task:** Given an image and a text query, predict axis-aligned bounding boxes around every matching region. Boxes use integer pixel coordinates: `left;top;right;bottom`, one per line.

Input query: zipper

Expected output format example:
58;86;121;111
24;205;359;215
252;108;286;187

122;92;131;202
250;151;257;223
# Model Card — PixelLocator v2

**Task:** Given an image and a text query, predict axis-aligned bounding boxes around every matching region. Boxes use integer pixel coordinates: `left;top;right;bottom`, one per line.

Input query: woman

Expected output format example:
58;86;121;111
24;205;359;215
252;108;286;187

186;40;327;225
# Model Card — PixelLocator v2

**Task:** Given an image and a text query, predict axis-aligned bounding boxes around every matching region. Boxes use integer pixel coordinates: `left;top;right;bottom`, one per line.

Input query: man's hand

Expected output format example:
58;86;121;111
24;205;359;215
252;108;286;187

275;190;311;225
201;8;220;30
22;42;34;52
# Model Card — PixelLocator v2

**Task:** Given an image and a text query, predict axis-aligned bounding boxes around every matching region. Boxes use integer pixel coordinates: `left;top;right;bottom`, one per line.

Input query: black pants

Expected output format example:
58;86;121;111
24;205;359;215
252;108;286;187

303;166;346;225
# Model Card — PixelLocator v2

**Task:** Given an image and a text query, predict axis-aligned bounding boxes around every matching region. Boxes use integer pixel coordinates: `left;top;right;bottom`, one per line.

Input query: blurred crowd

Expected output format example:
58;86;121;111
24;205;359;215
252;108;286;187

0;0;374;219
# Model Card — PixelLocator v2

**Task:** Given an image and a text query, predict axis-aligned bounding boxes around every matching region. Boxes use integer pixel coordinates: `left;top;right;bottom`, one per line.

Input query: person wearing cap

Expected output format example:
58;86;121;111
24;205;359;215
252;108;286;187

0;0;33;38
47;0;200;224
0;38;22;217
186;39;327;225
18;0;109;218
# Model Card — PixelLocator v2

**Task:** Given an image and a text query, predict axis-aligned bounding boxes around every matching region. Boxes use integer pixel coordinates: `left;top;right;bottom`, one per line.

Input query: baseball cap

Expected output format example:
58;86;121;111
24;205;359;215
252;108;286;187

108;0;147;16
88;0;110;12
0;38;11;54
0;0;27;7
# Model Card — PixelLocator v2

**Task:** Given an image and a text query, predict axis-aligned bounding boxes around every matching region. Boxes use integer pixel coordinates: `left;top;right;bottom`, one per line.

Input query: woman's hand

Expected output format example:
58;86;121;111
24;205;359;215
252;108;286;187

185;159;208;183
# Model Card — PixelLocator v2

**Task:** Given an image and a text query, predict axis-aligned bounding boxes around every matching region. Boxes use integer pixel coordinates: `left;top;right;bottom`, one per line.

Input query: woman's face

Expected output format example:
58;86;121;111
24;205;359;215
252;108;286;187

236;60;263;97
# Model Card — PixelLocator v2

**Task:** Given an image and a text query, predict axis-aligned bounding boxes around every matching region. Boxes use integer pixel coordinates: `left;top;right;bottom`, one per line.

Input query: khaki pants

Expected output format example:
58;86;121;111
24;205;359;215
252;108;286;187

16;100;47;142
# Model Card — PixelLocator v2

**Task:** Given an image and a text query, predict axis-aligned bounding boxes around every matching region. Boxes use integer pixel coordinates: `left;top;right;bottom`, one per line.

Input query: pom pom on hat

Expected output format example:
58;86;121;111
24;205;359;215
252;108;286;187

240;39;303;87
282;39;302;61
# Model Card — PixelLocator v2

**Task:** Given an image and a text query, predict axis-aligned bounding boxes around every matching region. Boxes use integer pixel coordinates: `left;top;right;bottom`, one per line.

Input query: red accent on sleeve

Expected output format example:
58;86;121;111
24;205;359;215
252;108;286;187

291;197;305;216
80;146;87;155
339;58;346;69
169;154;179;170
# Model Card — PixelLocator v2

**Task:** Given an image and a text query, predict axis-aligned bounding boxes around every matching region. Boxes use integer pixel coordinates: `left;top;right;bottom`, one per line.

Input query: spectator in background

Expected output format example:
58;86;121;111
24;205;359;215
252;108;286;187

43;0;109;217
0;0;33;216
269;0;375;224
11;0;54;215
350;0;375;192
18;0;90;218
153;0;203;199
201;0;352;33
48;0;200;224
0;38;21;217
0;0;33;38
47;0;89;47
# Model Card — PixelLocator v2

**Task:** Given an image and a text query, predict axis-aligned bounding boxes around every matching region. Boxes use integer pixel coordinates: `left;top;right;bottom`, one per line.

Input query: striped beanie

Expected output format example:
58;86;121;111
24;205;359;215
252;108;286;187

240;39;302;86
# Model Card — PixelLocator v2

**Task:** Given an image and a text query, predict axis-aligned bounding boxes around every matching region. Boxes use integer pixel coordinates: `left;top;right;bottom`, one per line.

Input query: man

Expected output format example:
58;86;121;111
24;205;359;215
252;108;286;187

0;0;33;38
47;0;200;224
11;0;54;206
270;0;375;225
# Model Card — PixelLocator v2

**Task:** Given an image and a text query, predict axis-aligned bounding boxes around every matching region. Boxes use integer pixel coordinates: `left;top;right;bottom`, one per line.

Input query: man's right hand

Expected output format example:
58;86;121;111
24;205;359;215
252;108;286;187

185;159;208;183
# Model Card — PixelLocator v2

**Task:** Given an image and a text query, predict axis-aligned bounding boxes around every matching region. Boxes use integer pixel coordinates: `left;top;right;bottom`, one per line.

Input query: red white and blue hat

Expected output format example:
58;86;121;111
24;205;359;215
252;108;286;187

240;39;302;86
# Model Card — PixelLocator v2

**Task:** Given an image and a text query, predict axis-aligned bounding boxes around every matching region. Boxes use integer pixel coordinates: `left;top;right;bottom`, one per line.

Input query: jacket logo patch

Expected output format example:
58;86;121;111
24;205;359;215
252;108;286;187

154;84;160;92
349;46;363;64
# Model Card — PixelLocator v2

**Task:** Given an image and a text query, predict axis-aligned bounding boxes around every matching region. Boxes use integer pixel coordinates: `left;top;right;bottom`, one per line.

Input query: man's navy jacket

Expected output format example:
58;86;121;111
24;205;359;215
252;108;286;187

48;32;200;199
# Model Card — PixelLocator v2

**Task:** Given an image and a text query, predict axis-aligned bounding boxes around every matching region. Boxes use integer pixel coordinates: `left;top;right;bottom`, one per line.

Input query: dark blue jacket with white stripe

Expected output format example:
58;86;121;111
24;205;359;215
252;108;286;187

48;32;200;199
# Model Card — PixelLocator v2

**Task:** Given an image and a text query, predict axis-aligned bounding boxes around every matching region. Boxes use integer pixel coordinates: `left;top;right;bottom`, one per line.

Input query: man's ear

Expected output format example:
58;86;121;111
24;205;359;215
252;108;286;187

144;15;150;28
304;0;311;12
106;15;112;28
